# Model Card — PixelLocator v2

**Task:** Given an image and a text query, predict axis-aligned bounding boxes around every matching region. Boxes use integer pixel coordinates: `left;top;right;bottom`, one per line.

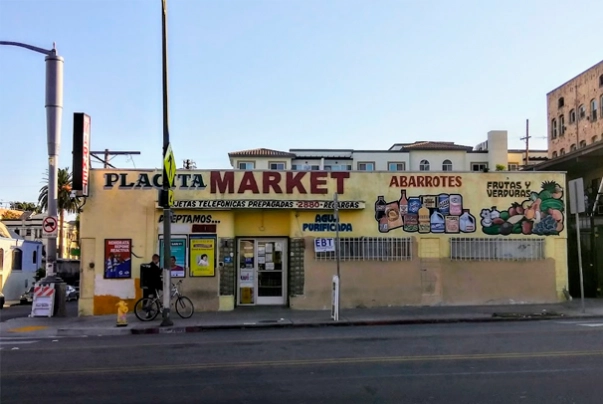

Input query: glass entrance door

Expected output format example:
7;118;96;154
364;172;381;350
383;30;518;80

237;239;287;306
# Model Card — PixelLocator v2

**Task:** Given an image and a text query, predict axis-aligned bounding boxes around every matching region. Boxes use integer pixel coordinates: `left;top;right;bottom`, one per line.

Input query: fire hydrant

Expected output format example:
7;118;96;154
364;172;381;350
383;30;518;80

116;300;129;327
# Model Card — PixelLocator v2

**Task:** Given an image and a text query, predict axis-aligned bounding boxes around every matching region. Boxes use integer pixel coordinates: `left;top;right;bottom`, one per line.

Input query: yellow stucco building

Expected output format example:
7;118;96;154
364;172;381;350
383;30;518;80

79;168;568;315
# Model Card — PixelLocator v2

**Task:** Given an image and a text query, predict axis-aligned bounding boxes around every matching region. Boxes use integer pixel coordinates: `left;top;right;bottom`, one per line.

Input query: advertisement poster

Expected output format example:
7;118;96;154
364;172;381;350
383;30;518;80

159;237;187;278
189;237;216;277
104;239;132;279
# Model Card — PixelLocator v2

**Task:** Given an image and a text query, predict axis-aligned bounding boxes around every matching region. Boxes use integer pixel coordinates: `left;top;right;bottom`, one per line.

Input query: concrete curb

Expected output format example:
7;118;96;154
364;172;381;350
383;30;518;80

57;327;132;337
128;313;603;335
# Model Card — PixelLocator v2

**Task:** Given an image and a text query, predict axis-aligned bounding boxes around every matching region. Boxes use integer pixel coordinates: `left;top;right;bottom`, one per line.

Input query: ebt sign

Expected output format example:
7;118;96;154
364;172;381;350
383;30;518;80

314;238;336;253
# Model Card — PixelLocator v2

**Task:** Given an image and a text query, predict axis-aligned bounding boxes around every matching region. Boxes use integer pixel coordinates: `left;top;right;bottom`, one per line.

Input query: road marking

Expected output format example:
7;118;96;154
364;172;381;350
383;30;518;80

4;349;603;377
7;324;603;353
0;337;41;350
578;323;603;327
8;326;49;333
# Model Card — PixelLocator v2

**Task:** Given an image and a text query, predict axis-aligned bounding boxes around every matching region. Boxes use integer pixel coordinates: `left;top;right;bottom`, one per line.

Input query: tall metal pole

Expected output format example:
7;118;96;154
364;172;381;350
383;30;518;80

0;42;63;277
575;210;585;314
334;193;341;319
45;46;64;277
160;0;174;327
0;41;66;316
520;118;530;168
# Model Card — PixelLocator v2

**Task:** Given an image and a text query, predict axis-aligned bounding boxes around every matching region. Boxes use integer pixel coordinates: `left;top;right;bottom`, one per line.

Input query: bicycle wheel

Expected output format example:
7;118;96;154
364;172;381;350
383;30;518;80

175;296;194;319
134;298;160;321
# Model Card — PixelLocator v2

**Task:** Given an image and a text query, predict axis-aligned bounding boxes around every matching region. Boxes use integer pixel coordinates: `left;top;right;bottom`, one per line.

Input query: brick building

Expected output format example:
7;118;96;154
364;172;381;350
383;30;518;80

547;60;603;158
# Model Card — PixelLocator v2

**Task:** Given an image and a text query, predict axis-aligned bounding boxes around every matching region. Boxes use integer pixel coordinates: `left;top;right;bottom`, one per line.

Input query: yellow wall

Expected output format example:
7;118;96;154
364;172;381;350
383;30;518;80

80;169;568;315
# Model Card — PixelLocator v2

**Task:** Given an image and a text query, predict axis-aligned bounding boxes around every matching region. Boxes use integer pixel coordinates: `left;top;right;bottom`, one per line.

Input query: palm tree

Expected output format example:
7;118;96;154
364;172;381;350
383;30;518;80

9;202;40;213
38;168;77;258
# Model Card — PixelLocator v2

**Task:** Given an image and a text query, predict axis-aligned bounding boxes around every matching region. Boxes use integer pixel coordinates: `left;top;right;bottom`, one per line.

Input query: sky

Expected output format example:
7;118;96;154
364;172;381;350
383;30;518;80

0;0;601;206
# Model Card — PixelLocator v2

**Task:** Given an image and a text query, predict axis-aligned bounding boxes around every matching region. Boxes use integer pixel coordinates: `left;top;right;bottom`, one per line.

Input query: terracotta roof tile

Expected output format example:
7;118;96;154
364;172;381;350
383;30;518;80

228;148;296;158
401;141;474;151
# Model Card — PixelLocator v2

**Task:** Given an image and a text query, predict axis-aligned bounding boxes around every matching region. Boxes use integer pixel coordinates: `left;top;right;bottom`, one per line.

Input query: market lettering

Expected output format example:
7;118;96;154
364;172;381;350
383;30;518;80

104;171;350;193
389;175;462;188
158;214;215;224
210;171;349;195
486;181;531;198
104;173;206;189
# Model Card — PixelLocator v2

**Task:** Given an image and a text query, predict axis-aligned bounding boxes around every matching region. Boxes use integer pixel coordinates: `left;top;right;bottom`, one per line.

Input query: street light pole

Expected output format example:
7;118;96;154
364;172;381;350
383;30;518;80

0;41;63;277
0;40;66;316
160;0;174;327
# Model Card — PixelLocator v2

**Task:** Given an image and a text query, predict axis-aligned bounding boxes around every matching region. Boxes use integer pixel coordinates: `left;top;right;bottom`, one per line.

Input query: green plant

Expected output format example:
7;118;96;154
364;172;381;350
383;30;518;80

495;164;506;171
38;168;77;258
35;267;46;282
9;202;41;213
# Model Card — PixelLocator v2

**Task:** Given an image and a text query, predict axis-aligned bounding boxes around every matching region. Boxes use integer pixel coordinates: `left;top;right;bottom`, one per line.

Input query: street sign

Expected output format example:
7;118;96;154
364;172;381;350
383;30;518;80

168;189;175;207
568;178;585;214
163;143;176;188
314;237;335;252
42;216;58;238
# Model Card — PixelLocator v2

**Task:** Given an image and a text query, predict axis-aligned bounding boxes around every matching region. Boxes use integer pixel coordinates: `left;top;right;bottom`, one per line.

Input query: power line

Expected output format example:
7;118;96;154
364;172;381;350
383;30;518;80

90;149;141;168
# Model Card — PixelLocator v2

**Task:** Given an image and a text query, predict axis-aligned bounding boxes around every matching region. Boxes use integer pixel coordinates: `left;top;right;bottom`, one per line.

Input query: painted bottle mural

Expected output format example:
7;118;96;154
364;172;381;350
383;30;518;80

375;196;386;220
445;216;459;233
449;194;463;216
408;197;421;214
418;204;430;233
373;191;475;235
375;196;388;233
438;194;450;216
459;209;476;232
430;210;445;233
399;190;408;215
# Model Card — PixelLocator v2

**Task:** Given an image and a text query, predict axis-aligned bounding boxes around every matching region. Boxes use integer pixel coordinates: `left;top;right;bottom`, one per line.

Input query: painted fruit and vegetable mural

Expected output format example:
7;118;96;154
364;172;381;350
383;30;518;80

480;181;565;236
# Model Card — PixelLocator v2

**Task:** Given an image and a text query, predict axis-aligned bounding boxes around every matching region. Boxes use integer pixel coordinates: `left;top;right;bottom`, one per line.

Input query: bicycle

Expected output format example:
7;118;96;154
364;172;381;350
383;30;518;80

134;279;194;321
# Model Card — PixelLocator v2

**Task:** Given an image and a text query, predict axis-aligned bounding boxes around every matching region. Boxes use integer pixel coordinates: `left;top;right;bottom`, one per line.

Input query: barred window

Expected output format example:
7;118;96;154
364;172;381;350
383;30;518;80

450;238;545;261
315;237;412;261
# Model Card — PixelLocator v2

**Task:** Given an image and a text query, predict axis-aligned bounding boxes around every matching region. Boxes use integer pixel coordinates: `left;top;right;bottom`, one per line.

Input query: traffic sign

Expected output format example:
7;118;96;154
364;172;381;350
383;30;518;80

42;216;58;238
163;143;176;188
168;189;175;207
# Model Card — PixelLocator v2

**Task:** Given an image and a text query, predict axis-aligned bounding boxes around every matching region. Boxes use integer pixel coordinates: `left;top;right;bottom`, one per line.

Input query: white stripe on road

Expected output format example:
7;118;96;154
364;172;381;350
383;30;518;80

0;340;39;345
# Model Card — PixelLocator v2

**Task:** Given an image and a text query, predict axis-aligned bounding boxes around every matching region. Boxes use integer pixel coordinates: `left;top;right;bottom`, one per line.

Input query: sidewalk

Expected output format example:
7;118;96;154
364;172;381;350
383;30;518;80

2;299;603;339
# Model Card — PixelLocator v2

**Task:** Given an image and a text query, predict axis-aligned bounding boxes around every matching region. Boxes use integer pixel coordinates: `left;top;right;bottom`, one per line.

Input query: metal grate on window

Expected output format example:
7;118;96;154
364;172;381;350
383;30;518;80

449;238;545;261
315;237;412;261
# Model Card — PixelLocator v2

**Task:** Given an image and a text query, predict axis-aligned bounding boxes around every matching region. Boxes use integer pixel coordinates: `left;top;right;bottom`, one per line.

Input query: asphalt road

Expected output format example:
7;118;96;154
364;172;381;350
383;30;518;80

0;301;78;322
3;319;603;403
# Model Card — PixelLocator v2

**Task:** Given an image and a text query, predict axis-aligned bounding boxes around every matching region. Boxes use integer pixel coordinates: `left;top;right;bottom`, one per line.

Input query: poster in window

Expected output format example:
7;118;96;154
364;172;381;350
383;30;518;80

104;239;132;279
189;236;216;277
158;236;187;278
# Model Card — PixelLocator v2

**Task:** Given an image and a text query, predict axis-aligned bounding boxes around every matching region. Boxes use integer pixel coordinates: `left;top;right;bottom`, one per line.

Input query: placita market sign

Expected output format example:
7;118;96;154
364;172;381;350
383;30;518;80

104;171;351;195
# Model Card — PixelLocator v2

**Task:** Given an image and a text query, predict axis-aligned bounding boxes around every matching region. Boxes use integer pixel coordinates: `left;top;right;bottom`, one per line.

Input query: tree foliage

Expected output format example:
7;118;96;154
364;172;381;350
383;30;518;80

9;202;40;213
38;168;78;258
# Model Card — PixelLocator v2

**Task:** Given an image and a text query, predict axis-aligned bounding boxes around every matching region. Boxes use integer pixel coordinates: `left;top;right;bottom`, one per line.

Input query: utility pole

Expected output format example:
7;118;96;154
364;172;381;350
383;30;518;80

159;0;174;327
90;150;141;168
575;85;580;146
0;40;67;316
183;159;197;169
520;119;530;167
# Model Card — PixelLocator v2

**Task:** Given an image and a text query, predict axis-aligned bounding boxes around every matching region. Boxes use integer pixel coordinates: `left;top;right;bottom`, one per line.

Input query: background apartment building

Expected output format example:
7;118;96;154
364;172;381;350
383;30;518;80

227;130;547;172
547;60;603;158
1;212;79;260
